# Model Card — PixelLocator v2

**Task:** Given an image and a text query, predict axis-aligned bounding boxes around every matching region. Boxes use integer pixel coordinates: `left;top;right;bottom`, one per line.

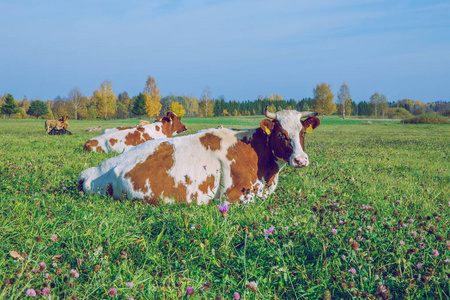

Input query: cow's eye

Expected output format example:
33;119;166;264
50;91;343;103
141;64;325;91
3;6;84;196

277;132;284;138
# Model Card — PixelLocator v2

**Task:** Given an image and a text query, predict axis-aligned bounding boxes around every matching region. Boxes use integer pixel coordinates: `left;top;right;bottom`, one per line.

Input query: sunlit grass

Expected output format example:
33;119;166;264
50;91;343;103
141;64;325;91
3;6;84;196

0;118;449;299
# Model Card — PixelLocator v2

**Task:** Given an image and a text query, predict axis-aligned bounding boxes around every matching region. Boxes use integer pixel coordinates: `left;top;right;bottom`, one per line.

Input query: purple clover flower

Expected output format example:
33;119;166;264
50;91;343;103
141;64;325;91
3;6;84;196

186;286;194;295
109;288;118;296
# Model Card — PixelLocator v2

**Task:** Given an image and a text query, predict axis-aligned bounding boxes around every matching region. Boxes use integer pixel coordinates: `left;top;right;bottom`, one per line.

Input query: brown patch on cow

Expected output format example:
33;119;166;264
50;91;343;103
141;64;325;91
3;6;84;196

142;133;151;141
136;126;145;132
109;138;118;146
200;133;222;151
155;125;160;131
225;130;279;202
185;175;192;185
124;129;153;146
198;175;215;194
117;126;135;131
191;192;198;202
142;196;161;206
225;141;259;202
125;142;187;203
124;130;143;146
83;139;99;151
106;184;114;197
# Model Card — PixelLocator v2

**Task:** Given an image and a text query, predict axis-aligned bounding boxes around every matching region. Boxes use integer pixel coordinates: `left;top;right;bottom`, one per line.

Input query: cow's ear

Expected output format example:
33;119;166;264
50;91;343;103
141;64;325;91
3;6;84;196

156;116;163;121
260;119;275;135
166;111;176;121
302;117;321;133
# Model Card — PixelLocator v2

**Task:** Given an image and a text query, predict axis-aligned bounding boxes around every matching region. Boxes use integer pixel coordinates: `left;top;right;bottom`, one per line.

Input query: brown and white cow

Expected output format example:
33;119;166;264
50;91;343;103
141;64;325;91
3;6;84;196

45;115;69;133
78;108;320;204
83;112;187;153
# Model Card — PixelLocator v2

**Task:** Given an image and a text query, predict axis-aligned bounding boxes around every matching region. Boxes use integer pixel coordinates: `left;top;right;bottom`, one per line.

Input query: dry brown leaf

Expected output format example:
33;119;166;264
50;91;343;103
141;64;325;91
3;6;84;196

10;251;24;260
52;255;62;261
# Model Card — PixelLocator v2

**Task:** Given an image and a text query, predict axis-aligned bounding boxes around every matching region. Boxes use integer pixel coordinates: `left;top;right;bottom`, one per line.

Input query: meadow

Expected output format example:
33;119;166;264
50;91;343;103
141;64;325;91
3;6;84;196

0;116;449;299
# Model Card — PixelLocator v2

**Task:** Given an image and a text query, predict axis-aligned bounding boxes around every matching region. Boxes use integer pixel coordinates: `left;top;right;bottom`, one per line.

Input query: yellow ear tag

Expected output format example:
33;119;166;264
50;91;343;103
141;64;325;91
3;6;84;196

169;117;172;122
264;127;271;135
305;125;313;133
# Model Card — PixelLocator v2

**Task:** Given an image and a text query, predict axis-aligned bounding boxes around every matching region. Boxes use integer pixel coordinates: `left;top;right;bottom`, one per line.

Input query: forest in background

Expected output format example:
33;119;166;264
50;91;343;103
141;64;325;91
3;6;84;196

1;77;449;120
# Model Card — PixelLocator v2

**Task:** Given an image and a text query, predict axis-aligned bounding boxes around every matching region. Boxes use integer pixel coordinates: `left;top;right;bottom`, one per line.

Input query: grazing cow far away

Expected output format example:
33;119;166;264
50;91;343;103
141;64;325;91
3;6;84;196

139;120;152;125
45;116;69;134
78;107;320;205
83;112;187;153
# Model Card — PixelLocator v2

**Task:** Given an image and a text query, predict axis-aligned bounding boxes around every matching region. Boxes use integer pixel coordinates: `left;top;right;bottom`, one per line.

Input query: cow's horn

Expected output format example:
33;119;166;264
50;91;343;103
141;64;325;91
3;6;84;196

300;111;318;118
264;106;277;119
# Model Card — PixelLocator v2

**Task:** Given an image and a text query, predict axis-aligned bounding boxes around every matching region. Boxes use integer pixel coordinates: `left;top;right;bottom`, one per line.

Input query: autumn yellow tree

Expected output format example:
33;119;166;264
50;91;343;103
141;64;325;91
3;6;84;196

94;80;117;120
144;75;162;117
267;104;276;113
169;102;186;117
313;83;335;118
182;96;199;116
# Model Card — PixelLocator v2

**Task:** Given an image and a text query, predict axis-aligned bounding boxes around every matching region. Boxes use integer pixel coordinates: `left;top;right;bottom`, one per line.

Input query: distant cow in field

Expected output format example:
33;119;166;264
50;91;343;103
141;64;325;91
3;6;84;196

45;116;69;134
83;112;187;153
78;107;320;205
85;126;102;133
140;120;152;125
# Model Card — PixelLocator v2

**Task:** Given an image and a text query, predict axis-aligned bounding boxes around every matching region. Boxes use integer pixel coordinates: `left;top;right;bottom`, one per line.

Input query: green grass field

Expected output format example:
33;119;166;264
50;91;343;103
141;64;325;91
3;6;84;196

0;117;449;299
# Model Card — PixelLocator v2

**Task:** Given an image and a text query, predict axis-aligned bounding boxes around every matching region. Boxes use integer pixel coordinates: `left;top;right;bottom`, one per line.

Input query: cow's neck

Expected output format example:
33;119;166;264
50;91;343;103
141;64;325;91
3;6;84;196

236;128;283;186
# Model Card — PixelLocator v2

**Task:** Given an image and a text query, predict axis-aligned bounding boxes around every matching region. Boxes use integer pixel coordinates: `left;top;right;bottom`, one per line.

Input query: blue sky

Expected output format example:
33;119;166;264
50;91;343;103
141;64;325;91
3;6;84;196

1;0;449;103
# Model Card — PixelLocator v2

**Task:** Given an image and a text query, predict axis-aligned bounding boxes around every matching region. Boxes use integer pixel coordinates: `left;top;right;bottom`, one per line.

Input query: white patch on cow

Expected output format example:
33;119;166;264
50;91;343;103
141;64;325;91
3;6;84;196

167;129;241;205
275;110;308;167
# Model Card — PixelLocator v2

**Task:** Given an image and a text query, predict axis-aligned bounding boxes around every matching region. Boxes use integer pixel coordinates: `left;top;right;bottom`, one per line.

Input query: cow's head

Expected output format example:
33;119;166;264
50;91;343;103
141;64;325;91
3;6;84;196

59;115;68;122
260;107;320;167
156;111;187;136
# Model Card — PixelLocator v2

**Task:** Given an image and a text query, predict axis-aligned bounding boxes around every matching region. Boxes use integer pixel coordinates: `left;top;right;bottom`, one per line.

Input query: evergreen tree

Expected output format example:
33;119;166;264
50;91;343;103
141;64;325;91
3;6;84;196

131;93;147;116
1;94;20;118
357;101;371;116
27;100;49;119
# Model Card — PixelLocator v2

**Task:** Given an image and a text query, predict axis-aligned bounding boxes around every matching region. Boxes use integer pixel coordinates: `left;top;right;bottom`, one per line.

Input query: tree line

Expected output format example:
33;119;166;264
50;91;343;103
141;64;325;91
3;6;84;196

1;78;449;120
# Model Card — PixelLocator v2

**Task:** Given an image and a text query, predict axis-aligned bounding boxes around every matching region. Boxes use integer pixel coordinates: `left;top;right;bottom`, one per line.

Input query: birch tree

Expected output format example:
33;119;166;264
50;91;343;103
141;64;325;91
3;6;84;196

69;87;83;120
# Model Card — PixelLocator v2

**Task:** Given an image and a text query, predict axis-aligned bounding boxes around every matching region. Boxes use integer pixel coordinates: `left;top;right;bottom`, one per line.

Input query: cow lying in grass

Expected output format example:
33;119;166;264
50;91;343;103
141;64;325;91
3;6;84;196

83;112;187;153
45;115;69;134
49;127;72;135
78;107;320;204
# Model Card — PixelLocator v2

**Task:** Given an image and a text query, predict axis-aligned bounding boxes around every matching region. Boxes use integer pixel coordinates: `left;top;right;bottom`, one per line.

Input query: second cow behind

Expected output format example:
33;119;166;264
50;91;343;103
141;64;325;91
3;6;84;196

83;112;187;153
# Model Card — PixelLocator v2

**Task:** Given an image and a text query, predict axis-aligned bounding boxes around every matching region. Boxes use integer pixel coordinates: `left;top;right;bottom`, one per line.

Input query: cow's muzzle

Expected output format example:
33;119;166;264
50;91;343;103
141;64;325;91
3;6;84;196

291;156;309;168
